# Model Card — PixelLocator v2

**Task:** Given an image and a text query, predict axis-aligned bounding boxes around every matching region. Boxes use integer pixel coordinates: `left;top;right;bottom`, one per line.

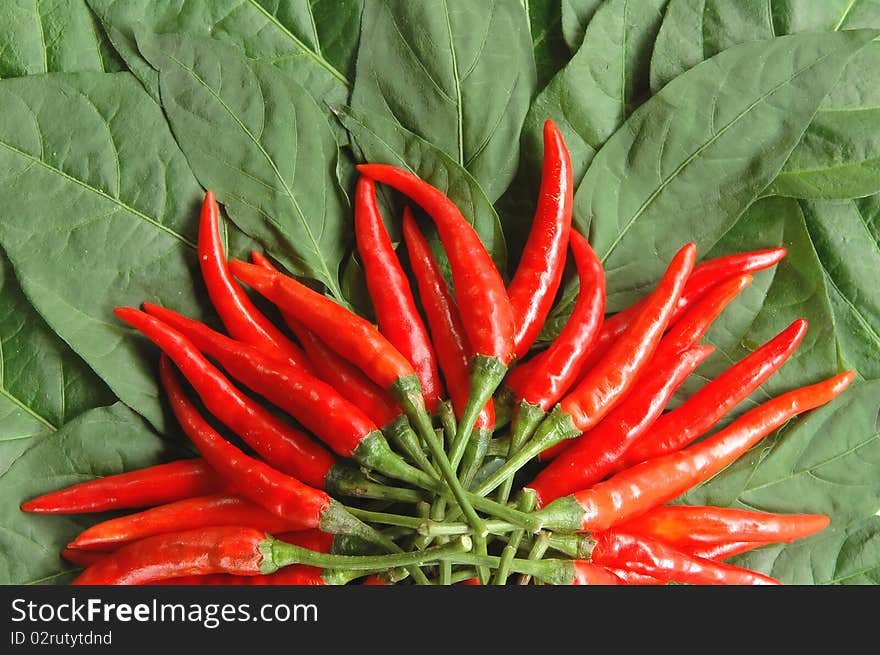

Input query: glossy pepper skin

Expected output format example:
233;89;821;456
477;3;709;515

575;247;787;377
527;345;714;506
115;308;335;489
537;371;855;533
570;561;622;585
617;506;830;549
507;120;573;360
197;191;310;371
590;531;780;585
67;494;307;551
466;243;697;500
621;318;808;467
355;177;443;412
20;459;227;514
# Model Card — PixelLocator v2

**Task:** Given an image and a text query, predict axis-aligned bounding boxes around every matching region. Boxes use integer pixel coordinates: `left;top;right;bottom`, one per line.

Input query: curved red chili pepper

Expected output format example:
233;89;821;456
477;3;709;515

355;177;443;412
527;345;713;506
466;243;696;500
570;561;622;585
73;526;268;585
536;371;855;533
20;459;227;514
508;120;573;360
67;494;309;551
198;191;311;371
621;318;808;467
504;229;606;413
617;506;830;549
115;307;335;489
685;541;770;561
575;247;787;377
590;531;780;585
356;164;514;365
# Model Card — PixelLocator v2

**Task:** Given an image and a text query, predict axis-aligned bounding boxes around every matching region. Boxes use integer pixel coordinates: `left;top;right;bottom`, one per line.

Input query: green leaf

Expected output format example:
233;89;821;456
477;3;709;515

86;0;354;105
350;0;536;203
800;197;880;379
682;379;880;529
560;0;603;51
649;0;880;200
0;249;114;476
576;30;876;311
729;515;880;585
0;72;211;429
526;0;570;89
0;0;120;78
337;104;507;273
0;403;186;585
136;32;350;300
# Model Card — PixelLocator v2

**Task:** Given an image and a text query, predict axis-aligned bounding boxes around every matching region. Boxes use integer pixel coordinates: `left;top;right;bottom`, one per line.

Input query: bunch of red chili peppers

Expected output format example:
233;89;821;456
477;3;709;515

23;120;852;586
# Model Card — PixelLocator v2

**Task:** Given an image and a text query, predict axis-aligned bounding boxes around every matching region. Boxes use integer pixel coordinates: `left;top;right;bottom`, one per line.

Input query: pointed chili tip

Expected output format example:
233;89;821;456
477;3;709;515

19;499;40;512
835;370;857;391
204;190;215;204
228;259;274;292
113;306;138;322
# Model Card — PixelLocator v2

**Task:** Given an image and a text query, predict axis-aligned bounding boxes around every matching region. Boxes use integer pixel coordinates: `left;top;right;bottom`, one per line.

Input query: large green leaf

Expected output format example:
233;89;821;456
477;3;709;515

800;197;880;379
0;403;186;585
0;72;211;429
649;0;880;200
682;379;880;529
0;249;114;476
527;0;570;89
560;0;603;51
729;515;880;585
0;0;122;78
136;32;350;300
87;0;357;105
575;30;875;312
350;0;536;203
336;104;507;272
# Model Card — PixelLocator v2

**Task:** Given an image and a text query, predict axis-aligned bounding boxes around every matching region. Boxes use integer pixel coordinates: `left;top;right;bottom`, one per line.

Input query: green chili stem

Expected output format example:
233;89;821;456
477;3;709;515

419;519;519;537
492;491;536;585
449;355;507;472
496;402;546;504
384;414;437;476
518;532;551;585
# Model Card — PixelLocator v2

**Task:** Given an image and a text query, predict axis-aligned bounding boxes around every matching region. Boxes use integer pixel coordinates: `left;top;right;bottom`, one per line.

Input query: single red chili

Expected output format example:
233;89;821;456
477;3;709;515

574;247;786;377
115;307;335;489
526;345;714;506
620;318;808;468
617;506;830;549
356;164;515;493
507;120;573;360
538;272;752;461
535;371;855;533
249;251;432;474
467;242;697;499
198;190;311;371
589;531;780;585
73;528;472;585
355;177;443;413
20;459;227;514
144;305;431;488
68;494;305;551
502;229;605;465
229;260;488;538
402;209;494;474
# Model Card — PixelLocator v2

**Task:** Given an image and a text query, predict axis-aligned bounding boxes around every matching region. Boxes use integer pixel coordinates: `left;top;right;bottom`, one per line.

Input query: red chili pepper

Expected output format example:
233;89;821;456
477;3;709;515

230;259;488;537
73;527;472;585
538;272;751;461
458;577;482;585
502;230;605;458
527;345;714;506
355;177;443;412
621;318;808;468
536;371;855;533
68;494;305;551
198;191;311;371
356;164;515;493
361;575;389;585
590;531;780;585
604;568;666;585
617;506;830;549
402;210;494;463
157;567;328;586
570;561;623;585
61;549;106;568
20;459;227;514
144;305;429;487
685;541;769;561
575;248;786;377
467;242;697;499
115;307;335;489
507;120;573;360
